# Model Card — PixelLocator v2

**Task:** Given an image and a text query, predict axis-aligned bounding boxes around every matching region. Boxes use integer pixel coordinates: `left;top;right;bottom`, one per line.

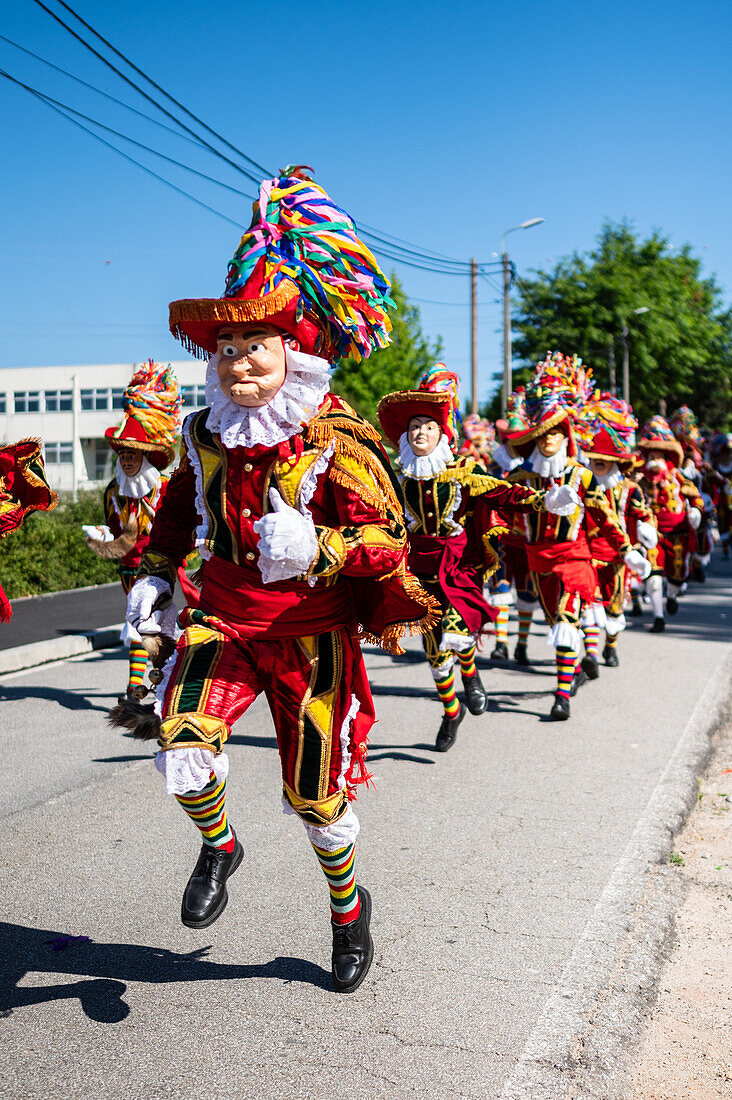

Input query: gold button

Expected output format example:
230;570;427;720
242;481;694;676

244;462;253;472
242;508;251;518
427;511;434;518
245;551;255;561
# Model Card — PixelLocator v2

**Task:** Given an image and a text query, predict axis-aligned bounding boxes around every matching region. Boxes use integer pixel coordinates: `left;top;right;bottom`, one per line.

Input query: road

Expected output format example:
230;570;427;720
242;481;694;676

2;562;731;1099
0;583;124;650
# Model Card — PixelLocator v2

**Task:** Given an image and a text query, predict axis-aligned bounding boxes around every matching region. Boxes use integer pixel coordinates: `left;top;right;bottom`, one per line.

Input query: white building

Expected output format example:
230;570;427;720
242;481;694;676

0;361;206;493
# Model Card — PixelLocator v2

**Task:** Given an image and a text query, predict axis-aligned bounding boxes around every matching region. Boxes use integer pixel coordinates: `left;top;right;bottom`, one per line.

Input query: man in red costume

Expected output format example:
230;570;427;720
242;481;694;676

636;416;704;632
114;172;435;994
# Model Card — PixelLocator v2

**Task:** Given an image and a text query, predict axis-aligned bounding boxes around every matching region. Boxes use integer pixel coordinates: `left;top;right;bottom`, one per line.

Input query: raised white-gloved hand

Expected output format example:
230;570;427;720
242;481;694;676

126;575;176;636
253;487;319;584
687;507;702;530
82;524;114;542
544;483;580;516
636;520;658;549
624;548;651;579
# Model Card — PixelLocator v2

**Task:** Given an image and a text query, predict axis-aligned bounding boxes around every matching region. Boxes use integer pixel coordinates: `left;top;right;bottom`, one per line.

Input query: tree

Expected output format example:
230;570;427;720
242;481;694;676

510;222;732;428
331;273;443;426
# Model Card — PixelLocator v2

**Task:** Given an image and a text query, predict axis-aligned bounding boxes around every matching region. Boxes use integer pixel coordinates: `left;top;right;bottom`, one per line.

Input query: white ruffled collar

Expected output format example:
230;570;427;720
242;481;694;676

492;442;523;473
397;432;454;480
115;455;161;499
528;440;568;479
204;345;331;449
593;465;622;490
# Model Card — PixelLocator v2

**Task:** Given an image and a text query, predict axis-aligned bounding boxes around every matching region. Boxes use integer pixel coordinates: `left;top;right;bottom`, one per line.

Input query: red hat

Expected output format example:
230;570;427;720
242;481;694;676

105;361;181;470
637;415;683;467
510;407;577;458
584;426;635;466
377;366;461;450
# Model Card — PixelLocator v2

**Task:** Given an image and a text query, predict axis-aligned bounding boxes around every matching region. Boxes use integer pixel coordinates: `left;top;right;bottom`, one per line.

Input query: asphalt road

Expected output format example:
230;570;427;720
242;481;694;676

1;583;124;650
2;561;731;1099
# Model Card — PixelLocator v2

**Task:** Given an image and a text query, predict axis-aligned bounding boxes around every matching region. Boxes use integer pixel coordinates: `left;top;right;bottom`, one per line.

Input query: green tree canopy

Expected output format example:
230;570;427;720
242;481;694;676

510;222;732;429
331;273;443;426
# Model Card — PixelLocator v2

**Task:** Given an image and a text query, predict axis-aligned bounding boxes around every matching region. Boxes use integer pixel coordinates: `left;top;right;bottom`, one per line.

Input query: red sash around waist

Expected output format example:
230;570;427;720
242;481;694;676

526;537;597;603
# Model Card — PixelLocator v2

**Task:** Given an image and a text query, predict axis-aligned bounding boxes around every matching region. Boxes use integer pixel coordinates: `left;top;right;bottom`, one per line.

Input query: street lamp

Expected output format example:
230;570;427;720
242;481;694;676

621;306;649;405
501;219;545;415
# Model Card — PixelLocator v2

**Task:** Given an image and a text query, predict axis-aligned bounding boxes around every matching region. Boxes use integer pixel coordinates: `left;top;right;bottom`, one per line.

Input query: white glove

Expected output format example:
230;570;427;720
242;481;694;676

636;521;658;549
544;483;580;516
82;524;114;542
253;487;319;584
624;549;651;579
126;575;176;636
687;507;702;530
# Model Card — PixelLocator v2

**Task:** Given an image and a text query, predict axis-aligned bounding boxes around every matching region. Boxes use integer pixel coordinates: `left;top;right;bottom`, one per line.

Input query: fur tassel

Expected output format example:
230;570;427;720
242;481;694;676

86;516;139;560
108;699;161;741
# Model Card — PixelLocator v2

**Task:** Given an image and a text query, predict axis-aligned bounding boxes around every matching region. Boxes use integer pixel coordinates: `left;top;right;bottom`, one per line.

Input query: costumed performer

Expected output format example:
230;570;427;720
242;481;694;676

0;440;58;620
671;406;711;583
378;367;579;751
636;416;704;632
113;170;436;994
83;361;180;702
507;353;650;720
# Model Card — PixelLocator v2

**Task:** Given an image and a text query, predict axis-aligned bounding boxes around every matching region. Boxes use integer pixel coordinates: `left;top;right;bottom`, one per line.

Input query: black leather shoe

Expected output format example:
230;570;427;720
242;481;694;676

650;616;665;633
513;642;530;666
692;564;706;583
181;837;243;929
435;703;466;752
602;644;619;667
569;668;587;697
463;673;487;715
332;885;374;994
549;694;570;720
666;596;679;615
630;599;643;617
490;642;509;661
581;654;600;680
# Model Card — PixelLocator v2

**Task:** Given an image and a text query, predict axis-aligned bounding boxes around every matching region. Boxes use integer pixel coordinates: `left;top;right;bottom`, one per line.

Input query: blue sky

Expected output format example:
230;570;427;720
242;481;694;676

1;0;730;406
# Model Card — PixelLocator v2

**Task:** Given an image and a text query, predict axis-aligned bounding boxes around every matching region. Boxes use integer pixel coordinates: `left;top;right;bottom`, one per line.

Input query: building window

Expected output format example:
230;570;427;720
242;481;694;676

14;391;41;414
94;440;114;480
181;384;207;408
45;389;73;412
112;388;125;410
80;388;110;411
0;394;5;414
45;442;74;464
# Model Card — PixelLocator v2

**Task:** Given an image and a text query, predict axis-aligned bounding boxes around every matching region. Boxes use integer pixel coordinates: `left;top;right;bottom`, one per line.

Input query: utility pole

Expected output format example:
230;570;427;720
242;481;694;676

470;257;478;414
621;324;630;404
608;339;616;395
502;250;511;417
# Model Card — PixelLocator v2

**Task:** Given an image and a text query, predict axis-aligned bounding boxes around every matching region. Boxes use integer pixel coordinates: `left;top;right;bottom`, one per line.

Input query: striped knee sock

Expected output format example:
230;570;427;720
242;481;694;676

175;772;234;850
517;609;533;645
583;625;600;658
431;663;460;718
605;632;619;650
128;643;147;688
494;606;510;644
312;841;361;925
457;644;477;679
555;646;578;698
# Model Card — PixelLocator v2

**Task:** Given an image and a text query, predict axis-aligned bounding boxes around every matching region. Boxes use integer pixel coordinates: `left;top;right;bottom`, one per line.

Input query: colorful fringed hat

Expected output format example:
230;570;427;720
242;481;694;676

378;365;462;450
670;406;701;446
105;361;181;469
495;386;530;442
637;415;683;466
511;352;594;457
584;392;638;465
169;169;394;364
460;414;496;463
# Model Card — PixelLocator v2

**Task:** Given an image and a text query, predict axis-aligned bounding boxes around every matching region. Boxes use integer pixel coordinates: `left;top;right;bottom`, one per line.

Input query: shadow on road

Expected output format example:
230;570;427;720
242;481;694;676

0;684;110;713
0;921;331;1023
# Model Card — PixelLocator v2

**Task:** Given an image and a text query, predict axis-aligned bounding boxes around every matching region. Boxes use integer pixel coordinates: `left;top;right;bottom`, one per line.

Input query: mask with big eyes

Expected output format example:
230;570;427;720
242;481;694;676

214;324;297;408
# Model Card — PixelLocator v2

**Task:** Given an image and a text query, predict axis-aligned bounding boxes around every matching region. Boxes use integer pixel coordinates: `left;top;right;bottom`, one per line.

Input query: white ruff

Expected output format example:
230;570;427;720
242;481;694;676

115;456;161;499
528;441;568;479
398;432;453;479
593;465;622;490
492;443;523;472
205;345;331;449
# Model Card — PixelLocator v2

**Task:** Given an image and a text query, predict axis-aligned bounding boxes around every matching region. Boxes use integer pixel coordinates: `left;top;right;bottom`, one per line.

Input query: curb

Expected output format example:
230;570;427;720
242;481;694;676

499;645;732;1100
0;624;124;676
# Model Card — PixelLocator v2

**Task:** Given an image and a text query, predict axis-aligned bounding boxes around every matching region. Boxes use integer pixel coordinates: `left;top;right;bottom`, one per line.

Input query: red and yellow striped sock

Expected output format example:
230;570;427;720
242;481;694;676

128;643;147;688
555;645;578;699
494;606;510;644
175;772;234;850
431;664;460;718
605;632;619;650
583;625;600;658
457;644;477;679
517;609;533;644
312;841;361;925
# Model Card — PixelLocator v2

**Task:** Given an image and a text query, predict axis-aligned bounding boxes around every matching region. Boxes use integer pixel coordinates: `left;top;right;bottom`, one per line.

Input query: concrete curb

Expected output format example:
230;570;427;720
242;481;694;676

0;624;124;676
499;644;732;1100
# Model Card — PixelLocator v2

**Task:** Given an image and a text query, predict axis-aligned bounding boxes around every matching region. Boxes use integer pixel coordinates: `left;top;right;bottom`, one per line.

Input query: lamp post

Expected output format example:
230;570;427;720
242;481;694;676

501;218;544;415
621;306;649;404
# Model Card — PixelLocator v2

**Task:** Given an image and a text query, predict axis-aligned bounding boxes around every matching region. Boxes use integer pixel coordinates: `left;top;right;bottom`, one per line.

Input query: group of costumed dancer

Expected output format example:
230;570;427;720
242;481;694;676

4;169;729;997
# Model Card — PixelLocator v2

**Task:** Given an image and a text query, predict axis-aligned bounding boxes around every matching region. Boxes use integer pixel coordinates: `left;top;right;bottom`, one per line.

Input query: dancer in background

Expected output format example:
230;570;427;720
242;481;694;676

0;440;58;620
